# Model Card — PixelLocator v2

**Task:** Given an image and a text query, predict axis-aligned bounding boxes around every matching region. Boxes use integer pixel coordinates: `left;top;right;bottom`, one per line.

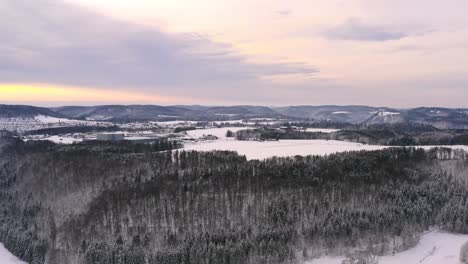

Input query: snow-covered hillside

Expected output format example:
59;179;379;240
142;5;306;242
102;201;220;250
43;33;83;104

0;115;112;132
308;230;468;264
0;243;26;264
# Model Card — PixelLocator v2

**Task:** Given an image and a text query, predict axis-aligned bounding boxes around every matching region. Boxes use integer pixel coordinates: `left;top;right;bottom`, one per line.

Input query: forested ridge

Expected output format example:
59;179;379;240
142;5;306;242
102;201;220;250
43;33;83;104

235;125;468;146
1;135;468;264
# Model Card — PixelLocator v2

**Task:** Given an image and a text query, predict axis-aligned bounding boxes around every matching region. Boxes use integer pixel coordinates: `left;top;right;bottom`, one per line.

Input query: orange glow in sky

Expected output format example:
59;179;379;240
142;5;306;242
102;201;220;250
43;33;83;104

0;84;186;105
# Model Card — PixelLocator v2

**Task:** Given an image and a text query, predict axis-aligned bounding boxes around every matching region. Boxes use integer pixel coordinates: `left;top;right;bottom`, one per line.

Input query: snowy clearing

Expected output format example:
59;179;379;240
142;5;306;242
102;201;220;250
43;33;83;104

152;120;200;127
0;243;26;264
305;128;340;133
377;111;400;116
185;127;251;140
183;135;468;160
183;139;388;160
34;115;78;123
307;230;468;264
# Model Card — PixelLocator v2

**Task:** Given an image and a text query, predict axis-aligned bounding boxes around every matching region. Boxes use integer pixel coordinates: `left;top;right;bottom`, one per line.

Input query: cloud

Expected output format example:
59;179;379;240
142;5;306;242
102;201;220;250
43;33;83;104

321;18;420;42
0;0;316;93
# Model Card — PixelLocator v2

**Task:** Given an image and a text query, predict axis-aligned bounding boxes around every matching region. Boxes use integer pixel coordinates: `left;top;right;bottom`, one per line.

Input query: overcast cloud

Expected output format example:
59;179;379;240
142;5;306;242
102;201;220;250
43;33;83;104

1;0;468;107
0;0;316;92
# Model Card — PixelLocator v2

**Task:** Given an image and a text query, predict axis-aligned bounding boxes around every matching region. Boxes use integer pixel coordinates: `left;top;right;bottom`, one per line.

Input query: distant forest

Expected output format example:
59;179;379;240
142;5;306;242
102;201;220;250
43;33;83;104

24;126;121;136
0;135;468;264
235;124;468;146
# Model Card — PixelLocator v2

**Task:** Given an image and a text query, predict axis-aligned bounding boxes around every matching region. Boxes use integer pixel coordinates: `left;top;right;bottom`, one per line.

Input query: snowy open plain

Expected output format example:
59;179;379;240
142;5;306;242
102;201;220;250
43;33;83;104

183;139;388;160
185;127;252;140
183;128;468;160
308;230;468;264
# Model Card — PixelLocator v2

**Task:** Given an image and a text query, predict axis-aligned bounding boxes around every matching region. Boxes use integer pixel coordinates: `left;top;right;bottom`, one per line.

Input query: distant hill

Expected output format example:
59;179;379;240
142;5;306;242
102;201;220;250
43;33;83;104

0;105;67;118
52;105;192;121
404;107;468;129
274;105;468;129
273;105;398;124
1;104;466;129
362;111;407;125
52;105;284;122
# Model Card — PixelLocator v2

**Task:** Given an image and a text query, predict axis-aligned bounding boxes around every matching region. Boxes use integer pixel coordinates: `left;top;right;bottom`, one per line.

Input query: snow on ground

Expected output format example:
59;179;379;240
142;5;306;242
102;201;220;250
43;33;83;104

378;111;400;116
34;115;78;123
0;116;113;132
250;118;276;121
183;139;387;160
332;111;350;114
307;230;468;264
34;115;112;126
185;127;251;140
152;120;200;127
24;135;83;144
305;128;340;133
0;243;26;264
43;136;82;144
183;131;468;160
213;120;245;125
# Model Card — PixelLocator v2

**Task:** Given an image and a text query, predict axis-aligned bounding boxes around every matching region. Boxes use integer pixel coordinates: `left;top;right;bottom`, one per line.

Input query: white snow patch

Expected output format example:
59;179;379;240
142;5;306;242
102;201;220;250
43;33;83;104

0;243;26;264
250;118;276;121
307;230;468;264
34;115;75;123
185;127;250;140
213;120;244;125
305;128;340;133
332;111;350;114
378;111;400;117
25;135;82;144
183;137;468;160
183;139;387;160
152;120;199;127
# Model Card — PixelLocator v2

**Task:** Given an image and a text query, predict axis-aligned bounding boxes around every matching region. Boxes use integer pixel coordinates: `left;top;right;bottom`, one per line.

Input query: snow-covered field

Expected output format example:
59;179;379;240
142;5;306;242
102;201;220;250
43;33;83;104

183;139;388;159
33;135;83;144
184;139;468;160
308;230;468;264
185;127;251;140
305;128;340;133
0;243;26;264
182;128;468;160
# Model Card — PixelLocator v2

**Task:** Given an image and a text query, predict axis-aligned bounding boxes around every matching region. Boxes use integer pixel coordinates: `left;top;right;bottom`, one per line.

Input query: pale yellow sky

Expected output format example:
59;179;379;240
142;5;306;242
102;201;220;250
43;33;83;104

2;0;468;106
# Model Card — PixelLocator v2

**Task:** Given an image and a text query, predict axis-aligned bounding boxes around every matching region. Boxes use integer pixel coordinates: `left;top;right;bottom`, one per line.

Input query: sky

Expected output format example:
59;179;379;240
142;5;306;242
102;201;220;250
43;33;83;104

1;0;468;107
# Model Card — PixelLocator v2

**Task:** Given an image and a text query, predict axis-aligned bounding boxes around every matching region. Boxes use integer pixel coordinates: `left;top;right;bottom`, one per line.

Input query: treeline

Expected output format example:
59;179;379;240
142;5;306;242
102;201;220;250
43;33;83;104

235;128;325;141
76;139;180;153
1;138;468;263
24;125;120;136
235;125;468;146
283;121;352;129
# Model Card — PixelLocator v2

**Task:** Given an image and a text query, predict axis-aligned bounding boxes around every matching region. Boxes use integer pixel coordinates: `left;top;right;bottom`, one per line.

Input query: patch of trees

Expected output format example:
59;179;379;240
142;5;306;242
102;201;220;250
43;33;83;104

1;141;468;263
24;125;120;136
235;125;468;146
74;140;181;153
236;128;326;141
283;121;352;129
173;126;196;133
0;192;47;264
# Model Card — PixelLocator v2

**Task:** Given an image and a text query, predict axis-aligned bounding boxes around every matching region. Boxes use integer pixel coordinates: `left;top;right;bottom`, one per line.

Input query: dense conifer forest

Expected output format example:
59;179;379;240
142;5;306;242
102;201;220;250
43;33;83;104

0;135;468;263
235;125;468;146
